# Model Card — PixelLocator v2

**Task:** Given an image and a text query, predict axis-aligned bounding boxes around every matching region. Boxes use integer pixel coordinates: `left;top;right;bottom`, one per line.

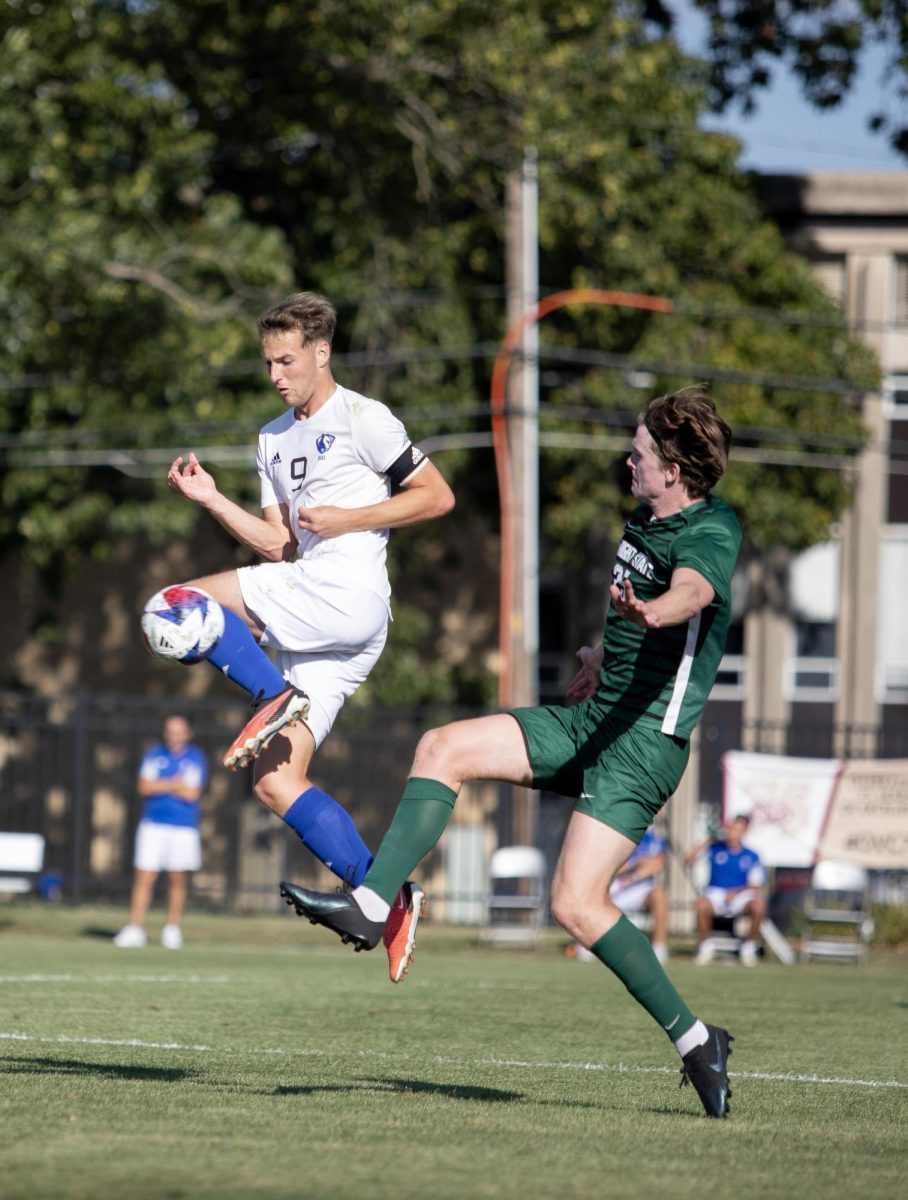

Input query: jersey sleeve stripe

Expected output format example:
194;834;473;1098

661;611;701;736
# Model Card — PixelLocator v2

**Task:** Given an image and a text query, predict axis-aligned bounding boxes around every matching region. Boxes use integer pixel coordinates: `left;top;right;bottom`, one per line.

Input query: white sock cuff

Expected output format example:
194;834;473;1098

675;1019;709;1059
352;884;391;923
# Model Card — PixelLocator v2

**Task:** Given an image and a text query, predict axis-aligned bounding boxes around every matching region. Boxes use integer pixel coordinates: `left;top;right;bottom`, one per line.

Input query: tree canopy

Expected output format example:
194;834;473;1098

677;0;908;157
0;0;882;700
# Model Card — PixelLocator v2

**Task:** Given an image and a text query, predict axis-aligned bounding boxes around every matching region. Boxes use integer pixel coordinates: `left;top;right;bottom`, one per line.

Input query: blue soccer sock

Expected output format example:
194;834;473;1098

282;787;374;885
206;606;286;700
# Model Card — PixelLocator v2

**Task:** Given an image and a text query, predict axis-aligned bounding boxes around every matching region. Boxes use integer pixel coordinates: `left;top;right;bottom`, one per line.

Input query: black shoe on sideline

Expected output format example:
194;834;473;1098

679;1024;733;1118
279;881;385;952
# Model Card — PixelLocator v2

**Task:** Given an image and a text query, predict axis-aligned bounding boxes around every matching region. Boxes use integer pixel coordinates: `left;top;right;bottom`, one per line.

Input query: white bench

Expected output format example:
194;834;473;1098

0;832;46;894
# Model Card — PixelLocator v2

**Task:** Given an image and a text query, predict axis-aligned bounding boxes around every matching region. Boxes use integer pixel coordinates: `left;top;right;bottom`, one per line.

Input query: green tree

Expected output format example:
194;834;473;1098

0;0;882;704
0;2;294;576
674;0;908;157
104;0;877;545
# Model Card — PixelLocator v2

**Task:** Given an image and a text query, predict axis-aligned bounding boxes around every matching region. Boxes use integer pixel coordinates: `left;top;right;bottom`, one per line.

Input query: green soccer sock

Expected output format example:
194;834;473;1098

591;914;696;1044
361;777;458;906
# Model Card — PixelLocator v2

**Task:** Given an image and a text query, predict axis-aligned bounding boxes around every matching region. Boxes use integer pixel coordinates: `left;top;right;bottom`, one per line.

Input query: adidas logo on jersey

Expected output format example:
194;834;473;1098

269;451;282;466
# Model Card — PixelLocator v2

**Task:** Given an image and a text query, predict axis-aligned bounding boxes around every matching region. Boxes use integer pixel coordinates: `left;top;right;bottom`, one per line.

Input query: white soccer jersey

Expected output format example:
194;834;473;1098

255;384;426;603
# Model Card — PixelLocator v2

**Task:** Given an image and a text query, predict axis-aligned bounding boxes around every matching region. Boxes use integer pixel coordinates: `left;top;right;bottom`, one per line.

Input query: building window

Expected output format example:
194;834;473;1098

888;416;908;524
883;373;908;417
786;620;839;701
786;542;839;702
712;619;747;700
712;569;748;701
876;529;908;704
895;258;908;328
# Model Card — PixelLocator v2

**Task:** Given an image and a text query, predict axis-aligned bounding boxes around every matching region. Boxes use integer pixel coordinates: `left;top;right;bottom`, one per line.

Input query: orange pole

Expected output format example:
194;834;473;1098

490;288;674;707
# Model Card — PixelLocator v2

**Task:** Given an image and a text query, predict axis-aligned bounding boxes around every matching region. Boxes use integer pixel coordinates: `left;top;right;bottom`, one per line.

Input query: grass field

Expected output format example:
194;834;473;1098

1;901;906;1200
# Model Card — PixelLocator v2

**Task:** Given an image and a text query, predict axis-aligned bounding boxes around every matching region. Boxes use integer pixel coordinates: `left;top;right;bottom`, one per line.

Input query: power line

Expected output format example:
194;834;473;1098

7;428;908;476
0;293;902;399
0;340;875;436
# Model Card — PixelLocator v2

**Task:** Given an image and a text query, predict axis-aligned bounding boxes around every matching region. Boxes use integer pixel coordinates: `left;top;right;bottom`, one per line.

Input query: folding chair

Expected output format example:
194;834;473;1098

709;913;745;960
0;832;45;895
480;845;547;947
801;859;873;964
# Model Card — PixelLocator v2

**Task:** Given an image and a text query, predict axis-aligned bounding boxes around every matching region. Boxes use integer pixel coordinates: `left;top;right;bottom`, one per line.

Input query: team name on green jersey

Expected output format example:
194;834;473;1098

598;496;743;740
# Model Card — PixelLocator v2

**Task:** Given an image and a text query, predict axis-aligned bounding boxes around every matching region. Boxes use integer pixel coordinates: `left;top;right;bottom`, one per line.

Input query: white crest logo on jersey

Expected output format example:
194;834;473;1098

316;433;336;455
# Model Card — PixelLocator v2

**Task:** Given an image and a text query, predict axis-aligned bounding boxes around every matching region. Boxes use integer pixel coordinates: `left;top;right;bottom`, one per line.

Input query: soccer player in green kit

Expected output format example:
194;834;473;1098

282;388;743;1118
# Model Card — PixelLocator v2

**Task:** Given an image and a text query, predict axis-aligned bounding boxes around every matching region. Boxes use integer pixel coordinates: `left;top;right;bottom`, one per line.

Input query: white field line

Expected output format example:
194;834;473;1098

0;1031;905;1091
0;974;230;984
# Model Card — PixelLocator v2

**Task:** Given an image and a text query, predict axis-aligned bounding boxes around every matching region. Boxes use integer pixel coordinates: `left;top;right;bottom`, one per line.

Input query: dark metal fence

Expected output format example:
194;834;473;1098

0;690;469;908
1;689;905;910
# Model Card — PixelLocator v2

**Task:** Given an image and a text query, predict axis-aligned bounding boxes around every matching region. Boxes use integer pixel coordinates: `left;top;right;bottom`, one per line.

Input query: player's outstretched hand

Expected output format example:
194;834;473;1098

167;453;218;506
565;644;602;705
609;578;662;629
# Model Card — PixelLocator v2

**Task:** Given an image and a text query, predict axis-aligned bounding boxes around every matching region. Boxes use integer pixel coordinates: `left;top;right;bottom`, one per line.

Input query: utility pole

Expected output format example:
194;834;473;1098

504;147;539;846
490;283;674;849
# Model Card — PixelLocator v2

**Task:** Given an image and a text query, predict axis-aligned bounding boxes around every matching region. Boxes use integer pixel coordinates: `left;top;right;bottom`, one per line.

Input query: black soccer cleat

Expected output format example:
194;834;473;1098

279;881;385;952
679;1024;734;1118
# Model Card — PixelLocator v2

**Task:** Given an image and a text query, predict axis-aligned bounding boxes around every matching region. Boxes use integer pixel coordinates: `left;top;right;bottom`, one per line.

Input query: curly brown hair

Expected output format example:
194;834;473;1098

640;387;733;498
257;291;337;348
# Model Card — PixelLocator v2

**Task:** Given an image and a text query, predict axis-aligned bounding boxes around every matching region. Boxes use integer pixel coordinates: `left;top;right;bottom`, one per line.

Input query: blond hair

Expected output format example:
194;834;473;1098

257;291;337;347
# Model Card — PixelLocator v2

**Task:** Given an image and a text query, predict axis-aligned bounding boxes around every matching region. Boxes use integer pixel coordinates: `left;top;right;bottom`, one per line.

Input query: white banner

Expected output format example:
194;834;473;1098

722;751;841;867
819;759;908;867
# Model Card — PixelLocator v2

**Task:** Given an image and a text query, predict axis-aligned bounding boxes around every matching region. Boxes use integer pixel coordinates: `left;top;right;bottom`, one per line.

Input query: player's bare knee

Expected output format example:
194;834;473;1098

550;885;585;939
412;725;458;776
252;772;285;816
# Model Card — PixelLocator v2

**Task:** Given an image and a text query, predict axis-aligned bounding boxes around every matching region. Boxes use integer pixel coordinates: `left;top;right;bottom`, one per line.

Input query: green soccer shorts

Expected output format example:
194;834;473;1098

510;701;690;843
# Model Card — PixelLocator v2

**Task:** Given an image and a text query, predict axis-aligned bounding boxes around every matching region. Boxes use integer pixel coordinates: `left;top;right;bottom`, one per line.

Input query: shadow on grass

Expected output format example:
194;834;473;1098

3;1056;691;1116
0;1055;194;1082
79;927;122;941
274;1076;524;1103
271;1075;685;1115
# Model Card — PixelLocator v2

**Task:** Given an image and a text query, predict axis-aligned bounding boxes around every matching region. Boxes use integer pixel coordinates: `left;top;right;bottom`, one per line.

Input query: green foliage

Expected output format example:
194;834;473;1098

0;2;293;570
0;0;884;702
684;0;908;157
350;599;496;708
871;902;908;949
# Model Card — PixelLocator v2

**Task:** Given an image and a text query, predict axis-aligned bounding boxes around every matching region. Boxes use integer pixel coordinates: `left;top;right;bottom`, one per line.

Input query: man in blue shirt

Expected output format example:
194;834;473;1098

114;714;208;950
686;814;766;966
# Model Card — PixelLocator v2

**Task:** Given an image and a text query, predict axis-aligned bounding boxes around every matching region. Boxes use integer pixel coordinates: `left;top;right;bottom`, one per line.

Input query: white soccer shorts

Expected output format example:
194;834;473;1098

702;886;761;918
610;877;657;914
237;559;389;747
134;820;202;873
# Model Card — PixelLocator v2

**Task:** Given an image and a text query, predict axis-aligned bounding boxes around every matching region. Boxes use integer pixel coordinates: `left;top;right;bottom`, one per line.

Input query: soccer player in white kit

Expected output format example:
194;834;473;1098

146;291;454;981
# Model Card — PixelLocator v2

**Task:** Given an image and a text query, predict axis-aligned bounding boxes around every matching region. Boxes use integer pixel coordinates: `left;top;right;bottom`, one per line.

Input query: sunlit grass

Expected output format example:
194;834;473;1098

1;902;906;1200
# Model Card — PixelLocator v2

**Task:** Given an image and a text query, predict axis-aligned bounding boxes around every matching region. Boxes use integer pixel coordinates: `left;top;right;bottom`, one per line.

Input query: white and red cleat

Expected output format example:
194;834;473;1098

223;685;310;770
383;882;426;983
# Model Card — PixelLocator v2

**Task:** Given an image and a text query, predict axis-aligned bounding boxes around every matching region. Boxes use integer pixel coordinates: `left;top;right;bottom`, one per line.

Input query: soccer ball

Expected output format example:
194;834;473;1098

141;585;225;665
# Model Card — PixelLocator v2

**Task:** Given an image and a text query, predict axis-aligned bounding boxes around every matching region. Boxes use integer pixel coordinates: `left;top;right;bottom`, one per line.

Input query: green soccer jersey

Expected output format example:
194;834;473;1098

598;495;742;740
